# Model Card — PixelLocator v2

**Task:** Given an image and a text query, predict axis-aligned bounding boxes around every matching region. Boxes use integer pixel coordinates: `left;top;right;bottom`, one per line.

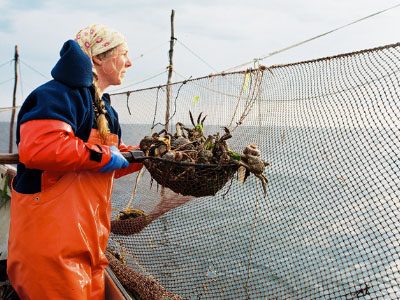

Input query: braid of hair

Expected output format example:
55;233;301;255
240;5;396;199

92;72;110;143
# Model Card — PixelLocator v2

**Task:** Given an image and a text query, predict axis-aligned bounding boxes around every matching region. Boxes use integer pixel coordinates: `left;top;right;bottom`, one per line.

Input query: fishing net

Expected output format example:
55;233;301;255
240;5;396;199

107;42;400;299
106;250;182;300
2;42;400;299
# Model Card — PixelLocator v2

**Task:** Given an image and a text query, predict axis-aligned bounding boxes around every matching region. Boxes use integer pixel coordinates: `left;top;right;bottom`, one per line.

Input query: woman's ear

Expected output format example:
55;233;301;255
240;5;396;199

92;56;103;66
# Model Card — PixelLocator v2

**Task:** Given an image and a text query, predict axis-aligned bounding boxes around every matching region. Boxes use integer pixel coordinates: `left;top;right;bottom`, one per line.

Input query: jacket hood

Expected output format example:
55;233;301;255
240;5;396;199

51;40;93;88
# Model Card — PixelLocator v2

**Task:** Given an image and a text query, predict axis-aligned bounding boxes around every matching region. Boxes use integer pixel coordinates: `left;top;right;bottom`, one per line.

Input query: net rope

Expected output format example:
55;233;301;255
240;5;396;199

107;42;400;299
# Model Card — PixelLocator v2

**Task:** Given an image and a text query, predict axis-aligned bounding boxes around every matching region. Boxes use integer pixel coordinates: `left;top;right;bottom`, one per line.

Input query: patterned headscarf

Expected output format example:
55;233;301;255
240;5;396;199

75;24;126;58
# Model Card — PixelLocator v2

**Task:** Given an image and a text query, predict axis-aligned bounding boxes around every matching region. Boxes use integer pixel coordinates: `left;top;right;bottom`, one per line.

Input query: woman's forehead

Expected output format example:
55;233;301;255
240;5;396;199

116;43;129;52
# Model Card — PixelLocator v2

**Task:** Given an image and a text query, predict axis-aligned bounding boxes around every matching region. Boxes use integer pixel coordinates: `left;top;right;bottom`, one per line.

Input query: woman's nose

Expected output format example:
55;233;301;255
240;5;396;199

126;57;132;68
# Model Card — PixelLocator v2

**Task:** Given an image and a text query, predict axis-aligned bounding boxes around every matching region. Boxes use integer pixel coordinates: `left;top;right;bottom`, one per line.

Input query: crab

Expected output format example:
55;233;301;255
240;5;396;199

212;127;233;164
162;149;194;162
139;132;160;154
116;208;147;220
171;122;193;150
139;130;171;157
234;144;269;195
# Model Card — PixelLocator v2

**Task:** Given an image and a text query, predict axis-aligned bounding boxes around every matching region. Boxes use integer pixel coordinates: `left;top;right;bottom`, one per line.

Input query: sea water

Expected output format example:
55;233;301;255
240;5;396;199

2;121;399;299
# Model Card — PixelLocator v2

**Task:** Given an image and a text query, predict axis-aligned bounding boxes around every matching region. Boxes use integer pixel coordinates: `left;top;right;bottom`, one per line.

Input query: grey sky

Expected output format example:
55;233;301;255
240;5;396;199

0;0;400;114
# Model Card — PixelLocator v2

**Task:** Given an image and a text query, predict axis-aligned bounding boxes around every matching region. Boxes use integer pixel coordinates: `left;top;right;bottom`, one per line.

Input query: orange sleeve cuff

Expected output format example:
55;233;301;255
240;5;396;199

115;139;143;178
114;162;143;179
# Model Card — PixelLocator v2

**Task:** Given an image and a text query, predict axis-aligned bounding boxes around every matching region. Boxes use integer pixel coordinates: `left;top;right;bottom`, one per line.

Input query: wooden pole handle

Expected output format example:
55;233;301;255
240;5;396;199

0;153;19;164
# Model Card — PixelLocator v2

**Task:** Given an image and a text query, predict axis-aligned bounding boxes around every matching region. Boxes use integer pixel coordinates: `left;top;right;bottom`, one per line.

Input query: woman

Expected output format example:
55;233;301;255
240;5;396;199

7;24;142;299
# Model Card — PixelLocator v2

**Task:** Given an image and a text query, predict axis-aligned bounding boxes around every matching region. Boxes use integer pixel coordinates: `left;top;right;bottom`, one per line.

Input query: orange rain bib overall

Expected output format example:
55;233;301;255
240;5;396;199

8;129;118;300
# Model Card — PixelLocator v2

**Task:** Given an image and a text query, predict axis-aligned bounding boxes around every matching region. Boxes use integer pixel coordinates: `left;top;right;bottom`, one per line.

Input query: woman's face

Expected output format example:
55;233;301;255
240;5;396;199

95;44;132;88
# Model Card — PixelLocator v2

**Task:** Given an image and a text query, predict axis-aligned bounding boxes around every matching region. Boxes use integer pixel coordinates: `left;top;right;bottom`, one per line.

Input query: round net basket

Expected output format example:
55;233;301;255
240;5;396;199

143;158;239;197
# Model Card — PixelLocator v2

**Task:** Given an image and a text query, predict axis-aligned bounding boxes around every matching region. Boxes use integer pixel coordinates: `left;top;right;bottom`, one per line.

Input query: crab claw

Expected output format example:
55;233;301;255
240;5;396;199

237;166;251;183
255;173;268;196
201;114;207;126
189;110;196;127
197;112;203;125
221;127;232;141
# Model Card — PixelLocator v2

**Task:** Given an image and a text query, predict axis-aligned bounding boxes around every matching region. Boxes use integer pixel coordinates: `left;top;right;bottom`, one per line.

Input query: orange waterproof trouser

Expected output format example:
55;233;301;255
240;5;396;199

7;130;117;300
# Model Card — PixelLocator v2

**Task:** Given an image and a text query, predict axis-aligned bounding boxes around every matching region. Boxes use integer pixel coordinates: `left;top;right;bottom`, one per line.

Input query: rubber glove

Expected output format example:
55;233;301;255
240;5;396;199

100;145;129;173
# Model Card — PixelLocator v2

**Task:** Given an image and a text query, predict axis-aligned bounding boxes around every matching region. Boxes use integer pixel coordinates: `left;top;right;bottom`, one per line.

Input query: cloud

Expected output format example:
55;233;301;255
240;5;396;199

0;17;12;33
8;0;47;10
1;0;400;110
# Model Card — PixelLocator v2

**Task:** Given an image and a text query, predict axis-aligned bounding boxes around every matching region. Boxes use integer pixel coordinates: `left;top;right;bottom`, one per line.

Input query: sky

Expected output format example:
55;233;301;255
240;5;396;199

0;0;400;116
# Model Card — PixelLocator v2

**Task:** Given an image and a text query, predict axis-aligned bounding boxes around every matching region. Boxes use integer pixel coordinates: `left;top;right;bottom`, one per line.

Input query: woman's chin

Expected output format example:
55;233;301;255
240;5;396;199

113;78;123;86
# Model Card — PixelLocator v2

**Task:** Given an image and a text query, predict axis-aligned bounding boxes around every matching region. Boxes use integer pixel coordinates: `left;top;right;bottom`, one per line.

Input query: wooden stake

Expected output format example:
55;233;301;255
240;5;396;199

161;9;176;223
165;9;175;131
9;45;18;153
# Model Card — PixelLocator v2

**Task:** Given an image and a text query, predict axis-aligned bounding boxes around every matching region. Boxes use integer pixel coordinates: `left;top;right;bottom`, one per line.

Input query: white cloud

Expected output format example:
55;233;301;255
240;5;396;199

0;0;400;111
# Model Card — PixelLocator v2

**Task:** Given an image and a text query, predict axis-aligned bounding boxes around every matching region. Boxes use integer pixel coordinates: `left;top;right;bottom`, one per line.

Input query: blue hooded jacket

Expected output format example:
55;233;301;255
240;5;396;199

14;40;122;193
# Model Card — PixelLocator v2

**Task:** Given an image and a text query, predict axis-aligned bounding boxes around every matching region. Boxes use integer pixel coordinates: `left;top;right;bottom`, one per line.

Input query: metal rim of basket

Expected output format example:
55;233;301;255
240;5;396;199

143;157;238;169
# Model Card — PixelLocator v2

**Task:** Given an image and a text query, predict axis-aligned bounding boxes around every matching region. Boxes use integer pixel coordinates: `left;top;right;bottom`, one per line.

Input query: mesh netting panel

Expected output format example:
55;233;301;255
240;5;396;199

108;43;400;299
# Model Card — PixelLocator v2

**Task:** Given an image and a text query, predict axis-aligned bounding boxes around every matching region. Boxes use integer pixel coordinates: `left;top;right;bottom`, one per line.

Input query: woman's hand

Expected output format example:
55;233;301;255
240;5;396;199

99;146;129;172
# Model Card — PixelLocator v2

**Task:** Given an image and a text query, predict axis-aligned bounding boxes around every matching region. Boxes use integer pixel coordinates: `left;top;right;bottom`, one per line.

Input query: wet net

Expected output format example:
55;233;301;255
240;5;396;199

108;42;400;299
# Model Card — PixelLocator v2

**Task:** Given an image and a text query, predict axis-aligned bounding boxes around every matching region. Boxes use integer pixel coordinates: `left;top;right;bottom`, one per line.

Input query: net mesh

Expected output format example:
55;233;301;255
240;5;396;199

108;43;400;299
